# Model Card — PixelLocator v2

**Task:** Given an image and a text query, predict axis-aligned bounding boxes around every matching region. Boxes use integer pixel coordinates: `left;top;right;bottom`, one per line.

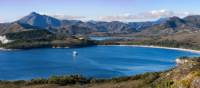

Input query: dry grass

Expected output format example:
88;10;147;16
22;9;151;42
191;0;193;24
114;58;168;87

21;80;149;88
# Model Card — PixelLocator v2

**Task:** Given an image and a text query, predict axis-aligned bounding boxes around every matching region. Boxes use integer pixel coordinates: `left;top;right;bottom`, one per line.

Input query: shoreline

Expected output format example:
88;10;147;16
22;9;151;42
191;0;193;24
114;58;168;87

0;48;17;51
0;45;200;82
99;45;200;54
1;45;200;54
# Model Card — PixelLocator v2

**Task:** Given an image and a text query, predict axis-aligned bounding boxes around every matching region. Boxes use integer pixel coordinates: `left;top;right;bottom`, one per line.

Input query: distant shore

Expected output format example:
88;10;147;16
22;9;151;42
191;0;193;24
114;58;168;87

99;45;200;54
1;44;200;54
0;48;16;51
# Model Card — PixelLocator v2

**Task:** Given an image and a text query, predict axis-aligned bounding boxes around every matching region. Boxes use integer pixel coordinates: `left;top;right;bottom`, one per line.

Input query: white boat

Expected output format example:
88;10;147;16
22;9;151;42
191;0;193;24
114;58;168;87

73;51;78;56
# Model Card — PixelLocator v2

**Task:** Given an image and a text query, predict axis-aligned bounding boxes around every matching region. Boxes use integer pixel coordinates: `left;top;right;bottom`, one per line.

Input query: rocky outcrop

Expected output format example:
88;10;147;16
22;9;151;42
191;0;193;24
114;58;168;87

0;35;12;44
155;57;200;88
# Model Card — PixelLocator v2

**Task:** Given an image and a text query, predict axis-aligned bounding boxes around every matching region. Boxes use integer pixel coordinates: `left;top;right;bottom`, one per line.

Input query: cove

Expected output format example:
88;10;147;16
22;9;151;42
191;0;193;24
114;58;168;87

0;45;200;80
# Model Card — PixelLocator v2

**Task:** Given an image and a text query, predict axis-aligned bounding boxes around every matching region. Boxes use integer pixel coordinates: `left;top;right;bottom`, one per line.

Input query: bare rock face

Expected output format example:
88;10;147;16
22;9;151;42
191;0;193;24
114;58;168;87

154;57;200;88
191;77;200;88
176;58;190;65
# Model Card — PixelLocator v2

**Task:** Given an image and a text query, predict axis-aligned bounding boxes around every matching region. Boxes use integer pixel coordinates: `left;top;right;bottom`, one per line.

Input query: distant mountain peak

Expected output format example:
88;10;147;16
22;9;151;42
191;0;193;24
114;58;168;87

3;12;200;36
30;12;38;15
154;17;169;24
17;12;61;29
184;15;200;18
29;12;42;17
168;16;181;20
157;17;169;21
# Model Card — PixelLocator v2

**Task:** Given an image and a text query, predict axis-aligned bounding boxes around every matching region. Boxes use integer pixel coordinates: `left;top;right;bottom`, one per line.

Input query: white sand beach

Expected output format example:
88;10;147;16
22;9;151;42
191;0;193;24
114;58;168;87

1;45;200;54
100;45;200;54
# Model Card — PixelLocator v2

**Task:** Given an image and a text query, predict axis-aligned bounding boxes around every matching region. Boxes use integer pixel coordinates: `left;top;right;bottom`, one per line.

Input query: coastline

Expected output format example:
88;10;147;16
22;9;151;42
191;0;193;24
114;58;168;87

0;48;17;51
99;45;200;54
1;44;200;54
0;45;200;87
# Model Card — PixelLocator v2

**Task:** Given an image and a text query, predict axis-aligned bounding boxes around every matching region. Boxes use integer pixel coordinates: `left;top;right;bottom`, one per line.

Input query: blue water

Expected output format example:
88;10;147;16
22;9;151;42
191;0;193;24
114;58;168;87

0;45;200;80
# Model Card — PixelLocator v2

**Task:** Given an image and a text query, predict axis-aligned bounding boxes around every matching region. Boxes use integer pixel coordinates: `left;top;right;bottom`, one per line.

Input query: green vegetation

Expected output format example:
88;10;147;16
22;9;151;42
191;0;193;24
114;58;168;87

98;39;200;50
5;30;53;40
142;39;200;50
27;75;90;85
1;38;95;49
0;30;96;49
0;72;161;88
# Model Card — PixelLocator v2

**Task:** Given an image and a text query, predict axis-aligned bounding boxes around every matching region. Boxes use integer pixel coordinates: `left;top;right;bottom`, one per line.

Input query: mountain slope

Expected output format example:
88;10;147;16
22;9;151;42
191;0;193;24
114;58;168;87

0;23;27;34
183;15;200;28
17;12;61;29
139;16;200;36
2;12;200;36
0;22;48;35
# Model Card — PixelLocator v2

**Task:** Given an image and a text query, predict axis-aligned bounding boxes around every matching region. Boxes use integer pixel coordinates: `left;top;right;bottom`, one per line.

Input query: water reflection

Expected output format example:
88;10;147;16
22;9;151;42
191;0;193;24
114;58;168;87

73;55;77;63
72;50;78;63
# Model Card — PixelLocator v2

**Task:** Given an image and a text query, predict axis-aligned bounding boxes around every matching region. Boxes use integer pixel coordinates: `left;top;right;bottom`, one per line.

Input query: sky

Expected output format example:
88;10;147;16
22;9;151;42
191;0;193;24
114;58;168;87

0;0;200;22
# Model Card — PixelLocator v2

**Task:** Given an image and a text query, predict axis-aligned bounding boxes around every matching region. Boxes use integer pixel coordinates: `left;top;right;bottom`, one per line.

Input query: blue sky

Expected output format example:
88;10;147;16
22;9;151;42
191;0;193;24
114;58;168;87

0;0;200;22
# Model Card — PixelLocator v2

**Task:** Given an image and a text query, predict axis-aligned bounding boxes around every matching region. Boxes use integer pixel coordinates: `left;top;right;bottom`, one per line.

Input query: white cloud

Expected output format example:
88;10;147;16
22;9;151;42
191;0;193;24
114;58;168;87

0;15;24;23
52;14;86;20
0;10;196;23
97;9;193;22
0;17;5;23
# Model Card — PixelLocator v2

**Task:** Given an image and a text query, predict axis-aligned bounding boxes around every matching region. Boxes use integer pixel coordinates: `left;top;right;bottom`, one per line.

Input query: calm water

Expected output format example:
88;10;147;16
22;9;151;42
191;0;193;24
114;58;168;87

0;46;200;80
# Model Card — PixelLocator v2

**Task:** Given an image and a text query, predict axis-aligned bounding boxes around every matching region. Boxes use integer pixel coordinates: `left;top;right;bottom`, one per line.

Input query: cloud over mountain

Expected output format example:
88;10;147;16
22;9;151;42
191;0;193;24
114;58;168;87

0;17;4;23
0;10;195;23
98;9;192;21
52;14;86;20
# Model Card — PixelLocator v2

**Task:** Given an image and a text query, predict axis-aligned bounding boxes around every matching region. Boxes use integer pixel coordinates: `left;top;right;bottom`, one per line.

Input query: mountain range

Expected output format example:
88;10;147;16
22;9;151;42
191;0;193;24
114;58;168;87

1;12;200;36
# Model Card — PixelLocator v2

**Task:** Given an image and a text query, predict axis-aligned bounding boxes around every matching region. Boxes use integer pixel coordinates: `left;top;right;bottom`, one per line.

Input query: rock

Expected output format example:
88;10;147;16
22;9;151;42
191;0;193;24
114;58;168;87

190;77;200;88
